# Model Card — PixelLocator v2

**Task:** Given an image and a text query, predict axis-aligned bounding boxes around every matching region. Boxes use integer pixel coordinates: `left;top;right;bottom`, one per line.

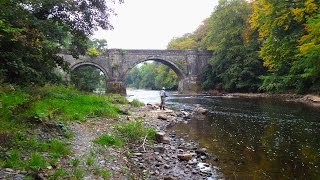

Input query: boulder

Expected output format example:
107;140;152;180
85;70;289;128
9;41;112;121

157;114;168;120
193;107;208;114
155;131;170;144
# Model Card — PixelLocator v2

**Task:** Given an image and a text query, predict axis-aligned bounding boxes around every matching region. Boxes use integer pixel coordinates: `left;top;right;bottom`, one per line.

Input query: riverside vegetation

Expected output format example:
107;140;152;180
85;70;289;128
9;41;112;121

0;84;157;179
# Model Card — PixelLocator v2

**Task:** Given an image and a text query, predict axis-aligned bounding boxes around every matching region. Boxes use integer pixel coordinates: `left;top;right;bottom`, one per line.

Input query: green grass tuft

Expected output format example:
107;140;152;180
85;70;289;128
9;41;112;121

93;134;124;147
130;99;145;107
106;94;129;104
28;152;48;171
114;119;156;143
48;139;71;158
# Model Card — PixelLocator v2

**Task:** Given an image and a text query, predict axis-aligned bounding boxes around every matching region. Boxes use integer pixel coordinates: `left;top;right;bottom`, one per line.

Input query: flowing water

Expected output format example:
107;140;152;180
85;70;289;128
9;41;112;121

127;89;320;179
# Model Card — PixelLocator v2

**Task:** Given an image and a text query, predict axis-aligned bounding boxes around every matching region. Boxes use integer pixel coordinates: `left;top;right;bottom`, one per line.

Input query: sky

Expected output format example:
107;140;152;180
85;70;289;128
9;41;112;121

92;0;219;49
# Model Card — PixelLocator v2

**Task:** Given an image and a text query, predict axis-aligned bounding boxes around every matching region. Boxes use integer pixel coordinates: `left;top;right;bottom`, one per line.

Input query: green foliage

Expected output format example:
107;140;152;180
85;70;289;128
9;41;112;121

87;48;100;57
250;0;320;93
167;33;197;50
114;119;156;143
0;0;122;85
70;158;81;167
106;94;129;104
51;168;68;179
0;84;121;171
22;85;120;121
28;152;48;171
71;66;106;92
48;139;70;158
130;99;145;107
200;0;264;92
86;155;95;166
101;169;111;179
4;150;24;169
93;134;124;147
73;168;85;179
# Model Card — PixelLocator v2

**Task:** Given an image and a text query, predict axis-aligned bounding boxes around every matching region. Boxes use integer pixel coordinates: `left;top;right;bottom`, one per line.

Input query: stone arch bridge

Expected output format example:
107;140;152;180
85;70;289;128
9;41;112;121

61;49;212;95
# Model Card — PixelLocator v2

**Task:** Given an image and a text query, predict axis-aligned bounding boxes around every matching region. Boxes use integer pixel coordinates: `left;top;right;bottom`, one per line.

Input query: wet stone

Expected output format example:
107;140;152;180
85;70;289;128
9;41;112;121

154;145;165;153
164;164;171;169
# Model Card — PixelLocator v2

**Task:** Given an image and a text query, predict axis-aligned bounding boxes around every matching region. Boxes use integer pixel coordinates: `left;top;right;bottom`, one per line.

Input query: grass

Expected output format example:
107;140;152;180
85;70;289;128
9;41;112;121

28;152;48;171
130;99;145;107
86;155;95;166
114;119;156;143
0;84;124;173
93;134;124;147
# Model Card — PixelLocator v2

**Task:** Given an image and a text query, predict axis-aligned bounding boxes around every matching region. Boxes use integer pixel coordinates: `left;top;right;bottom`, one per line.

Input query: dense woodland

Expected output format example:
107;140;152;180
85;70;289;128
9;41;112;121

167;0;320;94
0;0;319;94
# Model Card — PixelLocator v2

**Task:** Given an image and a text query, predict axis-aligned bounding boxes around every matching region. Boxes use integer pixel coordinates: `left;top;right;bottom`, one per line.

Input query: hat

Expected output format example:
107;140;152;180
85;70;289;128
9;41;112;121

162;87;165;90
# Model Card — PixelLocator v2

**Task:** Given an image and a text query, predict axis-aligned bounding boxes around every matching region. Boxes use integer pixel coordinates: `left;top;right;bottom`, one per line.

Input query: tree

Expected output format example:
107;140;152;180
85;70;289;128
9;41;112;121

0;0;122;85
167;33;197;50
201;0;264;92
250;0;319;93
71;66;105;92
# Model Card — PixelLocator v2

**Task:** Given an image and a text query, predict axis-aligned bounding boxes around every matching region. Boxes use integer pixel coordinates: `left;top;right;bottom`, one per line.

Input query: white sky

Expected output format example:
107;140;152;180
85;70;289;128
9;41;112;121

92;0;219;49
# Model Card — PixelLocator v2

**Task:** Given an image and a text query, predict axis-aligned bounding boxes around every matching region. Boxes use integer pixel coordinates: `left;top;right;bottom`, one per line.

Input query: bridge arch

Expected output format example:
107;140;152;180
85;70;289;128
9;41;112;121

70;62;109;80
122;57;187;80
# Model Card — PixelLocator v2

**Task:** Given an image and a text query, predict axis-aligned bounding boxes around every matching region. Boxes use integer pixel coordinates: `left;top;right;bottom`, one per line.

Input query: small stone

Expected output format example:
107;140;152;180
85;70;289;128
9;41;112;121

177;153;192;161
193;107;208;114
5;168;14;172
162;136;170;144
133;152;143;157
188;159;198;165
164;164;171;169
154;145;165;153
157;115;167;120
47;165;53;170
200;156;207;160
35;173;45;180
163;176;175;180
192;170;198;174
156;155;163;162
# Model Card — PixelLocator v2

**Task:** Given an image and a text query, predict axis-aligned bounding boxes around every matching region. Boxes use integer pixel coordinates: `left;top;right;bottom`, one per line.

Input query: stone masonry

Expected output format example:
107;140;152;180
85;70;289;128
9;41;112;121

60;49;213;95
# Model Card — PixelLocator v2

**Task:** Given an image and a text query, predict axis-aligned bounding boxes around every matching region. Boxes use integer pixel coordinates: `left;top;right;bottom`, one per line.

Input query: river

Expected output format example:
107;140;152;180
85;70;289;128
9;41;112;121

127;89;320;179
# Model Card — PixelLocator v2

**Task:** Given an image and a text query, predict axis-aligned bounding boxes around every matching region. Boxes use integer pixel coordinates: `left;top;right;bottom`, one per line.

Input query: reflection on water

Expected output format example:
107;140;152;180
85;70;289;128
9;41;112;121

127;89;320;179
170;97;320;179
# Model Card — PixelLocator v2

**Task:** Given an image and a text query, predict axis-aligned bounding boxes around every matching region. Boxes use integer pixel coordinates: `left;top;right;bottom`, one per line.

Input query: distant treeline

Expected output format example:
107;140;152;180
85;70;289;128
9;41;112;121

167;0;320;94
125;62;178;90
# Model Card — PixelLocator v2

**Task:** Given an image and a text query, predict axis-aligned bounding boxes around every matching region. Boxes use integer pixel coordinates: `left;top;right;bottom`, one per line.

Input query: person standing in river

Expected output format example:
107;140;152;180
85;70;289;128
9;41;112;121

160;87;168;110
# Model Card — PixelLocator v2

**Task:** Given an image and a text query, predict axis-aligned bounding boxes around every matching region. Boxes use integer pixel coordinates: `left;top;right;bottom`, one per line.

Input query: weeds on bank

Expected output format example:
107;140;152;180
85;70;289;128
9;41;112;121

130;99;145;107
93;134;124;147
114;119;156;143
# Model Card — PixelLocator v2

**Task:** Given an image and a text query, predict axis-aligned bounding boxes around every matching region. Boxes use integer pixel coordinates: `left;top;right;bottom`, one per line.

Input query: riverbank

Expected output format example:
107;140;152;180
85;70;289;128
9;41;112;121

126;105;223;179
225;93;320;107
190;89;320;107
0;92;223;179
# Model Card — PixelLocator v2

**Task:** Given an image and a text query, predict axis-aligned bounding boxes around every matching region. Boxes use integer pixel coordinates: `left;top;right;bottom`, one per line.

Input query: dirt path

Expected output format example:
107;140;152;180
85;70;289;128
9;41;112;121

68;118;134;180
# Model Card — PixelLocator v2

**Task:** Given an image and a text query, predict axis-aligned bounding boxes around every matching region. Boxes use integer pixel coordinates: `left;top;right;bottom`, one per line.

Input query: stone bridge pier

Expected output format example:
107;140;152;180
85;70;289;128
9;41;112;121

61;49;212;95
